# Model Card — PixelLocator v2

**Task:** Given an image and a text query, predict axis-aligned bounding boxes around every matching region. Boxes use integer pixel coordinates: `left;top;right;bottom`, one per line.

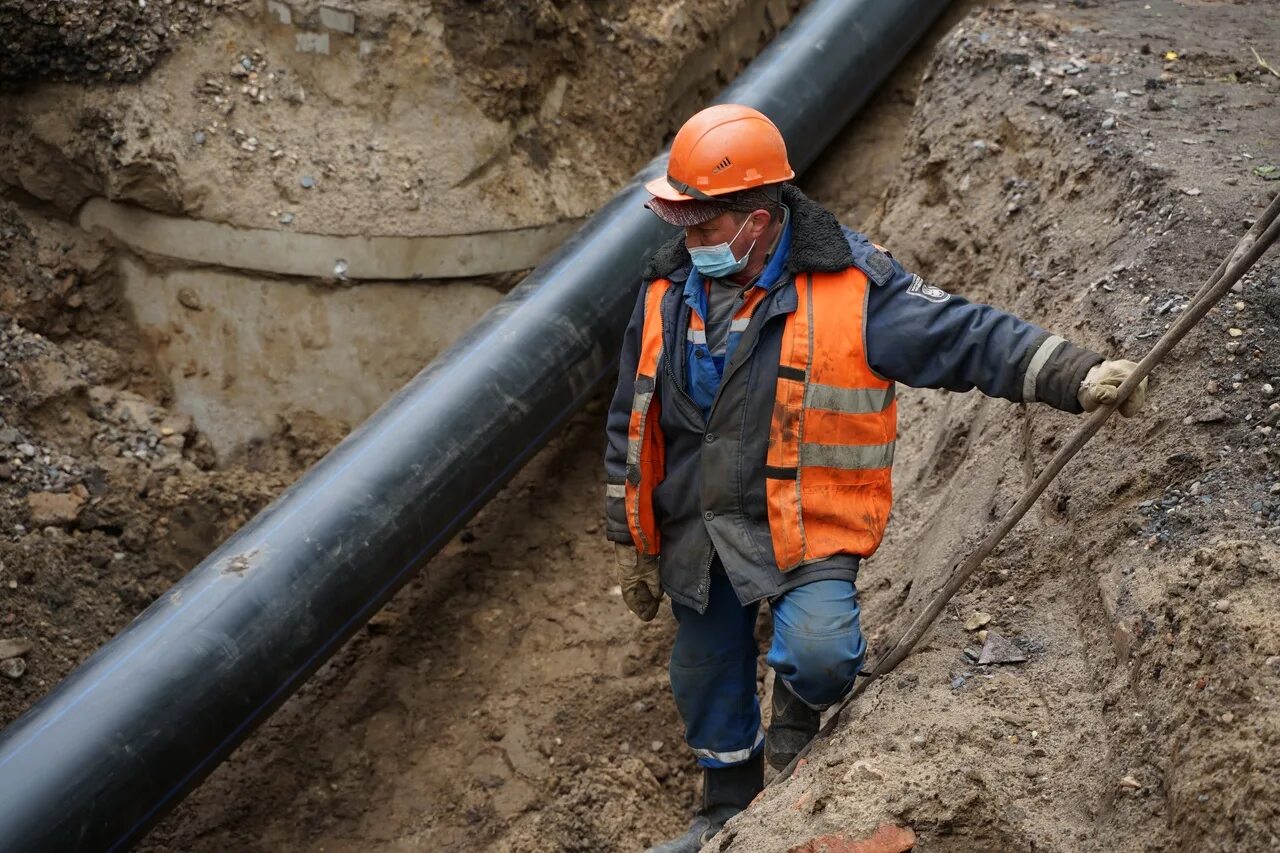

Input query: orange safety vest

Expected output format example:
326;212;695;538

625;268;896;570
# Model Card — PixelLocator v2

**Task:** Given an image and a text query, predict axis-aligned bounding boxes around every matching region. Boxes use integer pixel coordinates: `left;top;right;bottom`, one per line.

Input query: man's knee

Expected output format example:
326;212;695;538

769;625;865;708
767;580;867;708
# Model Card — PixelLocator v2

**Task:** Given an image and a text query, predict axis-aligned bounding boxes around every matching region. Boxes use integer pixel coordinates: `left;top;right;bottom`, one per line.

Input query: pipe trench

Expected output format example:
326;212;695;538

0;1;951;848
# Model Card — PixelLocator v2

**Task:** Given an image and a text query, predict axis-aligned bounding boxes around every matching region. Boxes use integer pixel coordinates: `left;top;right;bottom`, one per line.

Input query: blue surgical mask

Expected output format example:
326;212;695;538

688;217;756;279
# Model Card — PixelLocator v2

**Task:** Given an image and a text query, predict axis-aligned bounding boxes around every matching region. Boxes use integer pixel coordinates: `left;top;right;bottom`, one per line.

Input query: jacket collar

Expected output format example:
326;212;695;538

642;184;853;282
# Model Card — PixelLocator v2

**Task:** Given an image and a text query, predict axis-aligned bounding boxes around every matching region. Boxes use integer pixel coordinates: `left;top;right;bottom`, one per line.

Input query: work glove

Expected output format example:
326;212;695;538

1078;359;1147;417
614;542;662;622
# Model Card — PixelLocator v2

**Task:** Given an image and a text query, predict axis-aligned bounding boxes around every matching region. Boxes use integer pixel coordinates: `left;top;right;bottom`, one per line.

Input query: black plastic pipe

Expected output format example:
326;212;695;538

0;0;950;848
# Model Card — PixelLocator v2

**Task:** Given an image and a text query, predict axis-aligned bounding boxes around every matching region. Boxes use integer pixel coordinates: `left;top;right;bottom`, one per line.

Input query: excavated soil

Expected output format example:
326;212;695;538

726;2;1280;851
1;1;1278;852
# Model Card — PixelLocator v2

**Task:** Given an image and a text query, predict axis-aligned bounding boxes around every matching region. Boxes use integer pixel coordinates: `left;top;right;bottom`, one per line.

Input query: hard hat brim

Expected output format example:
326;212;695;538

644;196;725;227
643;174;694;202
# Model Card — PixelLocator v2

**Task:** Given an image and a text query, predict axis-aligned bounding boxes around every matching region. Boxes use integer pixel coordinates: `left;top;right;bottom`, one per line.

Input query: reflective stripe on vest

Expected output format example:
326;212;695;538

765;269;895;570
626;269;896;568
625;279;670;556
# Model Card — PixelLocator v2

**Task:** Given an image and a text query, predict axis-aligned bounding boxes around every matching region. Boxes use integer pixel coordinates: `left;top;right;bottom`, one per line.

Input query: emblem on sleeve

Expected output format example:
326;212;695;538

907;274;950;303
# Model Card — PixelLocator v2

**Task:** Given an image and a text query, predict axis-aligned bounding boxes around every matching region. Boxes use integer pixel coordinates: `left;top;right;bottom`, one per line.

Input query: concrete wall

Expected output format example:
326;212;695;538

117;254;504;459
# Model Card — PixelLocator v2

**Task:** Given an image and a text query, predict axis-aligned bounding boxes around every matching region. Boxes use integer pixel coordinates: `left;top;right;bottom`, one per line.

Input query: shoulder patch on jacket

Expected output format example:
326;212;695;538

844;233;895;287
906;274;950;303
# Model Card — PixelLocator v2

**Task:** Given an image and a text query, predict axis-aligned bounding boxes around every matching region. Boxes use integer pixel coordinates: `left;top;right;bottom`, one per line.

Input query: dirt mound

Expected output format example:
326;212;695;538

0;0;246;87
722;1;1280;851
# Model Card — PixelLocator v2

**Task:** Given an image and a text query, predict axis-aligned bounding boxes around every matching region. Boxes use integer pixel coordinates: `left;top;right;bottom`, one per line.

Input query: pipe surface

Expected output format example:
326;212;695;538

0;0;950;848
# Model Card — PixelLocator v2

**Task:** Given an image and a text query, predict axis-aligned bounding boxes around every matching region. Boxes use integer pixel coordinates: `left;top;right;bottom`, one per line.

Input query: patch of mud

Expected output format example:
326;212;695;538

723;1;1280;851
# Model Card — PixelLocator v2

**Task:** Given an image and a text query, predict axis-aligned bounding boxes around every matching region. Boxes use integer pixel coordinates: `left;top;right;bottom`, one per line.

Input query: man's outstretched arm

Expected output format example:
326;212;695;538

858;247;1143;415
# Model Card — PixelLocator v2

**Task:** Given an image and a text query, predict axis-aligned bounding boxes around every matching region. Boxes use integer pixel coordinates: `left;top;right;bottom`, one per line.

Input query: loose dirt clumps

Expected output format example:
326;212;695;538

723;2;1280;851
0;0;246;86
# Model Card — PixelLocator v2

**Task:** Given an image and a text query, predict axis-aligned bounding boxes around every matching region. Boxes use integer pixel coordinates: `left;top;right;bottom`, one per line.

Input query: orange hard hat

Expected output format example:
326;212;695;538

644;104;795;203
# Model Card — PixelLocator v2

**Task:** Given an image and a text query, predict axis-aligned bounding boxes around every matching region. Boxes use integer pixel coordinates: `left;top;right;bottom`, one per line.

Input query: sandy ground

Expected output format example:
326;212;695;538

0;0;1278;852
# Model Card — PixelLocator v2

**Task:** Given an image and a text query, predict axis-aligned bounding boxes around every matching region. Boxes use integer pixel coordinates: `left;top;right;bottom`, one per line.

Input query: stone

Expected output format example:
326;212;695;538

978;632;1027;666
1212;599;1231;613
319;4;356;35
266;0;293;25
0;638;31;659
300;175;316;189
1101;115;1116;130
295;32;330;55
964;611;992;631
177;288;203;311
0;658;25;680
27;486;87;526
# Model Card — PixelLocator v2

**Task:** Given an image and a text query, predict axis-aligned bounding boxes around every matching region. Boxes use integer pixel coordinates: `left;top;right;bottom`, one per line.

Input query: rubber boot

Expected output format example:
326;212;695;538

764;677;821;771
646;752;764;852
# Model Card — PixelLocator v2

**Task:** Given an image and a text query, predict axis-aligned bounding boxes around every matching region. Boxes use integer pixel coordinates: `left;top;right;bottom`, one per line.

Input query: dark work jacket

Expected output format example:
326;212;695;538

604;185;1101;613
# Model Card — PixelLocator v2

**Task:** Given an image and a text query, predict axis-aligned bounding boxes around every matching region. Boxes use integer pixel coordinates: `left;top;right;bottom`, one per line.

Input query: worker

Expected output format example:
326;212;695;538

603;104;1147;852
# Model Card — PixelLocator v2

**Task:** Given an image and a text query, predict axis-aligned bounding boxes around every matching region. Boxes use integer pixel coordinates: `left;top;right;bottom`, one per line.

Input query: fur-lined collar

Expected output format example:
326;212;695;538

641;184;853;282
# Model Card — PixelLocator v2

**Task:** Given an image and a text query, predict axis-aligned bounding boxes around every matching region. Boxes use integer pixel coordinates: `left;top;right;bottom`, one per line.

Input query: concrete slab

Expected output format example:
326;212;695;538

319;4;356;35
295;31;330;55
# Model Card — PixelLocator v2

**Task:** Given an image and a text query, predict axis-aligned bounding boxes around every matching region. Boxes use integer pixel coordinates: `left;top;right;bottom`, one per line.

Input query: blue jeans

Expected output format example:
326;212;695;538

669;568;866;768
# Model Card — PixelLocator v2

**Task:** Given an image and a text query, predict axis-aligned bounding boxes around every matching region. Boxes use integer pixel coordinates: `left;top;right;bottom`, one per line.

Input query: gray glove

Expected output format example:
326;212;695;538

614;543;662;621
1078;359;1147;417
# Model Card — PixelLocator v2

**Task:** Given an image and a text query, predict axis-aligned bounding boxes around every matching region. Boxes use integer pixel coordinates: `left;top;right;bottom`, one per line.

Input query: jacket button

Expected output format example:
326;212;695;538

694;348;706;359
704;510;715;521
705;433;716;443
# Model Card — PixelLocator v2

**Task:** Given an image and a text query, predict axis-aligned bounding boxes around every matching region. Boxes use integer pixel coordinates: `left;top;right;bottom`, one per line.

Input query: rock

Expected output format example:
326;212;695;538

1221;711;1235;723
978;632;1027;666
16;443;36;458
300;175;316;189
1212;598;1231;613
1194;404;1228;423
1101;115;1117;130
27;485;87;526
1119;774;1142;790
0;657;25;680
845;760;884;782
964;611;992;631
177;288;203;311
1228;328;1244;337
279;211;295;225
0;638;31;659
193;130;206;145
